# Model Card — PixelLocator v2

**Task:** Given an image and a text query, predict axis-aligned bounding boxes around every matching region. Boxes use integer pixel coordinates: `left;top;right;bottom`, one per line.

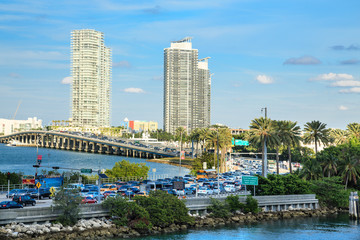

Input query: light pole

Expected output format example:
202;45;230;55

179;130;182;177
261;107;268;178
217;129;220;195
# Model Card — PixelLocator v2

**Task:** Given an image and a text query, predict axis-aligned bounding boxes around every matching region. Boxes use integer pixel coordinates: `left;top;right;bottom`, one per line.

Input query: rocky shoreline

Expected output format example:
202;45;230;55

0;207;347;240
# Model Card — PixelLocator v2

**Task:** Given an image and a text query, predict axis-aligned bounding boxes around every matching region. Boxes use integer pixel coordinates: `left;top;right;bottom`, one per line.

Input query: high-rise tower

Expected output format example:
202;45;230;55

164;37;211;134
71;29;111;127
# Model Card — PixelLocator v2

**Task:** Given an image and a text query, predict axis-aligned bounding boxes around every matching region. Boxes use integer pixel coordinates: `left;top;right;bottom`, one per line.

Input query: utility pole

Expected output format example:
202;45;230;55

179;130;182;177
217;129;220;195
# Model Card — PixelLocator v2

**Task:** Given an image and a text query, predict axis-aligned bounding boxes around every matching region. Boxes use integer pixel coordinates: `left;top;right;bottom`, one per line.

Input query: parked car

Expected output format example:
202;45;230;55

0;201;23;209
82;197;97;204
224;185;236;193
12;195;36;206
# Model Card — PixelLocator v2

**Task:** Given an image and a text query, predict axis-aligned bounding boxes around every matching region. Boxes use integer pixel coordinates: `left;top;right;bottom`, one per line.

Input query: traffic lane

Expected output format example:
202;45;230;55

0;194;53;208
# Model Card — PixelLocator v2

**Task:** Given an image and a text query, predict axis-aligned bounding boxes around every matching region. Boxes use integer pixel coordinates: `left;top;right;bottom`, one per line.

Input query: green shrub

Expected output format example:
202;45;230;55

208;198;230;218
244;196;259;213
53;188;82;226
225;195;245;213
309;177;354;208
103;196;152;230
134;191;194;227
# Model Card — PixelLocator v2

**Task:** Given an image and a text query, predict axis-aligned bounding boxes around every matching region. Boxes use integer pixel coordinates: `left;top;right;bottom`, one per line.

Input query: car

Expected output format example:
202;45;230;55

0;201;23;209
30;188;52;199
100;184;117;193
224;185;236;193
103;191;116;198
184;187;195;195
6;189;20;198
12;195;36;206
82;197;97;204
197;187;213;195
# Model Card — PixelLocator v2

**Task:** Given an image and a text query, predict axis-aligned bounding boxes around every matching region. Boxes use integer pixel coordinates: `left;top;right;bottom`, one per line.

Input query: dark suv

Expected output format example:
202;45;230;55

12;195;36;206
30;188;52;199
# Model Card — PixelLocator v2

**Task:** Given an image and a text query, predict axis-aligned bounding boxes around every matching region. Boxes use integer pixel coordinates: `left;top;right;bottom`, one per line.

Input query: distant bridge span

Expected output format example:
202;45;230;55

0;131;177;159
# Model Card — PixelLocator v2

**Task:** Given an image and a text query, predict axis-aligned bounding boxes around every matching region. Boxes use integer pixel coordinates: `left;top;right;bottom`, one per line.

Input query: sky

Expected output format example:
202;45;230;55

0;0;359;130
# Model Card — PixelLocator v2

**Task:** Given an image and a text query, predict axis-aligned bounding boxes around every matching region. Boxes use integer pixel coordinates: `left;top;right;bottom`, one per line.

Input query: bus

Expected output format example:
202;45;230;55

196;169;217;180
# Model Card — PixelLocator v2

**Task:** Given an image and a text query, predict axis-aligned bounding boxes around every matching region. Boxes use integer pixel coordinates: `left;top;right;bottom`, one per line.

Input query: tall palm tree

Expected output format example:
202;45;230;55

218;127;232;173
303;120;330;156
175;127;187;150
322;154;338;178
283;121;301;174
272;120;287;175
249;117;279;177
340;156;360;189
199;128;211;154
347;123;360;140
330;128;349;145
189;128;201;158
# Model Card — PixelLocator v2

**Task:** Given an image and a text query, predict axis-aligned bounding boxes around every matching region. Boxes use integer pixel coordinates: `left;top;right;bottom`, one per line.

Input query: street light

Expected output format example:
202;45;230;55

217;129;220;195
261;107;268;178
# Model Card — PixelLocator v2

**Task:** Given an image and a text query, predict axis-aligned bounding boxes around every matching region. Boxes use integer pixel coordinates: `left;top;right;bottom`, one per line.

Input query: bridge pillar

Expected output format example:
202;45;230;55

72;138;77;151
84;141;89;152
78;140;83;151
66;137;71;150
146;152;149;159
56;137;61;149
50;136;55;148
98;144;103;154
90;142;96;153
126;149;129;157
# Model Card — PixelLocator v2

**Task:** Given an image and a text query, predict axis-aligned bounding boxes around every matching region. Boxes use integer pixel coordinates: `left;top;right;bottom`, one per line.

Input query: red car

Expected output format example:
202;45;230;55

103;191;116;198
82;197;97;204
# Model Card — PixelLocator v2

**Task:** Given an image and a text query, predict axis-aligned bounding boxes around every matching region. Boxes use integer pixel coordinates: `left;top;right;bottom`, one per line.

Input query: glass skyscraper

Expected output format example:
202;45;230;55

71;29;111;127
164;37;211;134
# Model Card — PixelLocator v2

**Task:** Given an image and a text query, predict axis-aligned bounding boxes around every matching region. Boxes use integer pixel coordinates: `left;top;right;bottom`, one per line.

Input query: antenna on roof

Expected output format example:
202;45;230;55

171;37;193;43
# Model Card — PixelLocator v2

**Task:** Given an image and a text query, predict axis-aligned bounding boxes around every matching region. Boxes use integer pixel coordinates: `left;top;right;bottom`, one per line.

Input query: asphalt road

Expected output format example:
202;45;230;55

0;193;53;208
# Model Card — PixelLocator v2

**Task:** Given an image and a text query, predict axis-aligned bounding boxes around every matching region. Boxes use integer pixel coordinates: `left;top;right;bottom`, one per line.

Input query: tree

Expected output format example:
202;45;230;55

347;123;360;140
189;128;201;157
339;145;360;189
282;121;301;174
299;158;322;180
249;117;279;177
105;160;149;180
199;128;211;153
53;188;82;226
317;146;340;178
330;128;349;145
175;127;187;150
303;120;330;156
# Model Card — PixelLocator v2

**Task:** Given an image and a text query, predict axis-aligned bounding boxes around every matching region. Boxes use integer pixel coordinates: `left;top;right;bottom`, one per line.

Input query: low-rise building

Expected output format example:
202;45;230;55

0;117;43;135
128;120;158;132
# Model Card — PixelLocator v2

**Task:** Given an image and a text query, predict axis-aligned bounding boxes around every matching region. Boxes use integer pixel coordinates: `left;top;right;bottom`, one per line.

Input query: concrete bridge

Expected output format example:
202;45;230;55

0;131;177;159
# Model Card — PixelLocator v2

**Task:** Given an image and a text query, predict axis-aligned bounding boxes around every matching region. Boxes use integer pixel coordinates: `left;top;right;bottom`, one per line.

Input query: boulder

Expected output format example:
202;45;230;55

43;227;50;233
50;227;61;232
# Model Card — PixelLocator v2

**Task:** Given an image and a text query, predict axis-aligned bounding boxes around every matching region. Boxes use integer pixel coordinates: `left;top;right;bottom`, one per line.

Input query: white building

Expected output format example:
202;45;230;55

163;37;211;134
71;29;111;128
0;117;43;135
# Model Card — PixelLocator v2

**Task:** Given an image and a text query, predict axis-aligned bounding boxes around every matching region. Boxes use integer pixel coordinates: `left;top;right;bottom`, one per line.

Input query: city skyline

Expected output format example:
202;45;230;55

0;0;359;130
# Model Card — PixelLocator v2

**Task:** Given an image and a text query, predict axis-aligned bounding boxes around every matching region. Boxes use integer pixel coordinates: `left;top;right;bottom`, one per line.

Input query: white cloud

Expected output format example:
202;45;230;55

330;80;360;87
256;75;273;84
339;87;360;93
61;76;72;84
339;105;348;110
311;73;354;81
123;88;145;93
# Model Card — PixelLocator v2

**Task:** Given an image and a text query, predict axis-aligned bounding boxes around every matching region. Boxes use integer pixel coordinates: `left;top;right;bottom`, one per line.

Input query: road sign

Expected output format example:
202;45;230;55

242;176;258;185
235;139;249;146
80;168;92;174
36;182;41;189
98;173;108;179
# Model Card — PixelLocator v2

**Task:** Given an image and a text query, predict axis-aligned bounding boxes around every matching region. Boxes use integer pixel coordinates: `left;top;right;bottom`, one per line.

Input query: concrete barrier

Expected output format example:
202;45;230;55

0;194;319;225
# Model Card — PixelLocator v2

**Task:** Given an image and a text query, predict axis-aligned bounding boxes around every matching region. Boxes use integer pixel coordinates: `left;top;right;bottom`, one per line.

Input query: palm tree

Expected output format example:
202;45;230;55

347;123;360;140
249;117;279;177
340;156;360;189
303;120;330;156
199;128;211;154
218;127;232;172
189;128;201;158
322;154;338;178
300;158;322;180
175;127;187;150
271;120;285;175
283;121;301;174
330;128;349;145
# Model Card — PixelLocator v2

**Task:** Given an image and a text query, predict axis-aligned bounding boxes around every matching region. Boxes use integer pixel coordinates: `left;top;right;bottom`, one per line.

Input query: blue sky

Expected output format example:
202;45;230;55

0;0;359;130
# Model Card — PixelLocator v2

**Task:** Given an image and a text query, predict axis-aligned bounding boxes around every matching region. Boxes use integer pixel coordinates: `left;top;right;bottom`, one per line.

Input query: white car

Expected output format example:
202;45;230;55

224;185;236;193
197;187;213;195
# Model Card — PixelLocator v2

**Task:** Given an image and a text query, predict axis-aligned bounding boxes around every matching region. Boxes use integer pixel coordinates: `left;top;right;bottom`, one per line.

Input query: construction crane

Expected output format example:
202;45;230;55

12;100;22;120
